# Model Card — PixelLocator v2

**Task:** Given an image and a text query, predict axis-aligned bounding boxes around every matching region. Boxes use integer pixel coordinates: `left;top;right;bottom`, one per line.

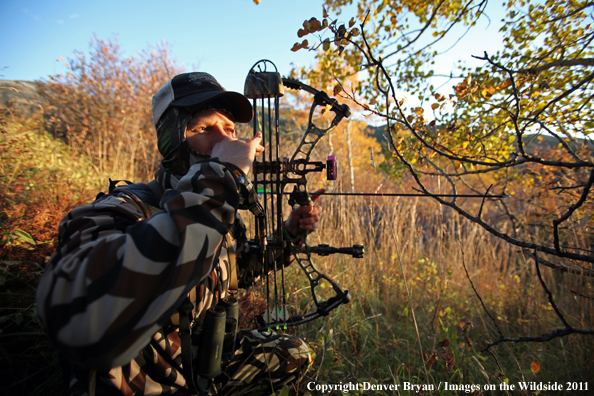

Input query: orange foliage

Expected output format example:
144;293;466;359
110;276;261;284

39;35;184;181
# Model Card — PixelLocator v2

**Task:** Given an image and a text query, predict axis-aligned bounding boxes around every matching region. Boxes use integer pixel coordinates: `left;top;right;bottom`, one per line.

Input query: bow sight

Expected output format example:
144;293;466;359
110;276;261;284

243;59;364;330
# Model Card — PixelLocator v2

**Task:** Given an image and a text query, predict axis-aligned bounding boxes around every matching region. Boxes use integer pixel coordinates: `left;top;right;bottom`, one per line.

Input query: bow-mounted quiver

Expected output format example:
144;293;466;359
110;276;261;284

243;60;365;331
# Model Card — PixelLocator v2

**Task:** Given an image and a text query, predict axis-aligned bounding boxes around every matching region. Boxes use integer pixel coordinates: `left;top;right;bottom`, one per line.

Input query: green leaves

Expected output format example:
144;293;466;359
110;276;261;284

1;229;36;250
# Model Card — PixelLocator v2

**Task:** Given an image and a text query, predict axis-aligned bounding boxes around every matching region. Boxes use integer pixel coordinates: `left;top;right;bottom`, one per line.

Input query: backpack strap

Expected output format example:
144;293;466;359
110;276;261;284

118;189;153;219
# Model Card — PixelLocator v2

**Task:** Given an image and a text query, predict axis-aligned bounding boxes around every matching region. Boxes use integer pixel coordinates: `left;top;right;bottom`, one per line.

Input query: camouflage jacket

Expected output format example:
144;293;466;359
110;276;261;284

36;160;272;395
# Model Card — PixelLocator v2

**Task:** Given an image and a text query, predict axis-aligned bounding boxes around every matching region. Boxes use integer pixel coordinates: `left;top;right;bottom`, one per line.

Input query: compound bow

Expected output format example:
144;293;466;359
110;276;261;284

242;60;364;330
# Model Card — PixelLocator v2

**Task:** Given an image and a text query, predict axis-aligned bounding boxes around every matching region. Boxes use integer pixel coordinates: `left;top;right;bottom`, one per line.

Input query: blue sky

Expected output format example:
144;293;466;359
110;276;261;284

1;0;505;98
0;0;332;92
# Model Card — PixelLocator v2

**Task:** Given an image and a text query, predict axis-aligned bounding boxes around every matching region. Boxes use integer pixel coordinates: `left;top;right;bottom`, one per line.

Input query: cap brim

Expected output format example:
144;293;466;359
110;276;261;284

171;91;253;123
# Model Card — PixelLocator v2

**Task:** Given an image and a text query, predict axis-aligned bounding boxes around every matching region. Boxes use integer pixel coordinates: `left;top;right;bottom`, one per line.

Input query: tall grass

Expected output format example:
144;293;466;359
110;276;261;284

277;194;594;394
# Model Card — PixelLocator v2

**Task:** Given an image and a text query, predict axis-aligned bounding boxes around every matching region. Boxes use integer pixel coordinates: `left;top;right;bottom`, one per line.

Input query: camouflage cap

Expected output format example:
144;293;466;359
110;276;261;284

152;72;253;126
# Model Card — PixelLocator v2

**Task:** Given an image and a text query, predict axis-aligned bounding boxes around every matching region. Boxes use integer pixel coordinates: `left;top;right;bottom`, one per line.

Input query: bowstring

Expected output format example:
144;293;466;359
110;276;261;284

251;97;258;329
275;95;287;325
254;93;284;330
267;95;280;328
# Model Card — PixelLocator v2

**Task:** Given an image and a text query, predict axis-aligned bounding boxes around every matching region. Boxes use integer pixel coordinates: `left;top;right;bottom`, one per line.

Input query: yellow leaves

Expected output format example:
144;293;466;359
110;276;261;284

320;103;333;115
457;76;514;100
252;0;260;4
412;107;424;115
349;17;356;28
481;85;497;99
454;80;471;95
498;78;512;90
431;103;440;111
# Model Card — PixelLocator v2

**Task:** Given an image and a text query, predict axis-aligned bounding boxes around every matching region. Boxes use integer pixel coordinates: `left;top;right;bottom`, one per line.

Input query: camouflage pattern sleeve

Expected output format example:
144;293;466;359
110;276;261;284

36;161;242;371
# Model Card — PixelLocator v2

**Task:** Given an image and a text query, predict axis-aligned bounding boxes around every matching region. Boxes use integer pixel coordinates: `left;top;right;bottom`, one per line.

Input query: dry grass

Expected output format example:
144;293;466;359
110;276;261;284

279;194;594;394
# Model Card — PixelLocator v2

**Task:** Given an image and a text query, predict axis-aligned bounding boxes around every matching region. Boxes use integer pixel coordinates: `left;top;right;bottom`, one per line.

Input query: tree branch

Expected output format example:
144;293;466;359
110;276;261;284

542;2;594;23
533;250;572;329
480;327;594;352
524;250;594;278
521;58;594;74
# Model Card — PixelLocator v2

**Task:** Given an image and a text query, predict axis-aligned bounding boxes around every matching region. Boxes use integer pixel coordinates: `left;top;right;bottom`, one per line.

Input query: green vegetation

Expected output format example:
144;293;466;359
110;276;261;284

286;195;594;394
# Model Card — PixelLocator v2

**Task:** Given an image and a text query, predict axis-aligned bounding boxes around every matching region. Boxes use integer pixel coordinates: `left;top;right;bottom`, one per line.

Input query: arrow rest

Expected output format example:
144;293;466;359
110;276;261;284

243;59;364;331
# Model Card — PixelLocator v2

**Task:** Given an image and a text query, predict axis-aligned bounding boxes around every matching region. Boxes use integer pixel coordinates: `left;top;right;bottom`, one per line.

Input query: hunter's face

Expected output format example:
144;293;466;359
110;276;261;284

185;109;237;155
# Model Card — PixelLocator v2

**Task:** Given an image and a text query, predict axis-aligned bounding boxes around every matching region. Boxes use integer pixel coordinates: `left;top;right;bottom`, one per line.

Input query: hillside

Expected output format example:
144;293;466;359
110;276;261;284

367;123;594;155
0;80;47;117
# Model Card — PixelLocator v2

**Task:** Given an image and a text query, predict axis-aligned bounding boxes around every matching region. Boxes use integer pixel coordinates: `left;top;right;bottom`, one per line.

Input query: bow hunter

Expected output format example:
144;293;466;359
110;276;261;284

36;72;325;396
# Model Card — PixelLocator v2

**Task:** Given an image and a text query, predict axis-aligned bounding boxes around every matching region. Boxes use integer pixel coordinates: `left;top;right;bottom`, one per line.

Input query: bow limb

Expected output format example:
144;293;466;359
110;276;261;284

283;78;351;164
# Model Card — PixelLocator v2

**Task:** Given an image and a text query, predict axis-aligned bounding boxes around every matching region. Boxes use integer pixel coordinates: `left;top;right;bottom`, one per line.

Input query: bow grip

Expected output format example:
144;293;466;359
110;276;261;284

288;189;313;208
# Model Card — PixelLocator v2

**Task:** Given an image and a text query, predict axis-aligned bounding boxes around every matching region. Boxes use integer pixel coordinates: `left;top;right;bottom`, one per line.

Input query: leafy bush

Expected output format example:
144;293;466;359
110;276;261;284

39;35;184;182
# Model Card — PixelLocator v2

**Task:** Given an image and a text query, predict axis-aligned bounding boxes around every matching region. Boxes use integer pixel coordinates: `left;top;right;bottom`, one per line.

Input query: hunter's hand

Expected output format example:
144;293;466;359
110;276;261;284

284;188;325;237
212;132;264;175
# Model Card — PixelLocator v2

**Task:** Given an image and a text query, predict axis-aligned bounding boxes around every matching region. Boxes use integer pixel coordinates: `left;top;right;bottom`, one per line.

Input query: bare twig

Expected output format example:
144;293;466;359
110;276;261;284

533;250;572;329
524;250;594;278
571;290;594;299
553;169;594;252
521;58;594;74
481;327;594;352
